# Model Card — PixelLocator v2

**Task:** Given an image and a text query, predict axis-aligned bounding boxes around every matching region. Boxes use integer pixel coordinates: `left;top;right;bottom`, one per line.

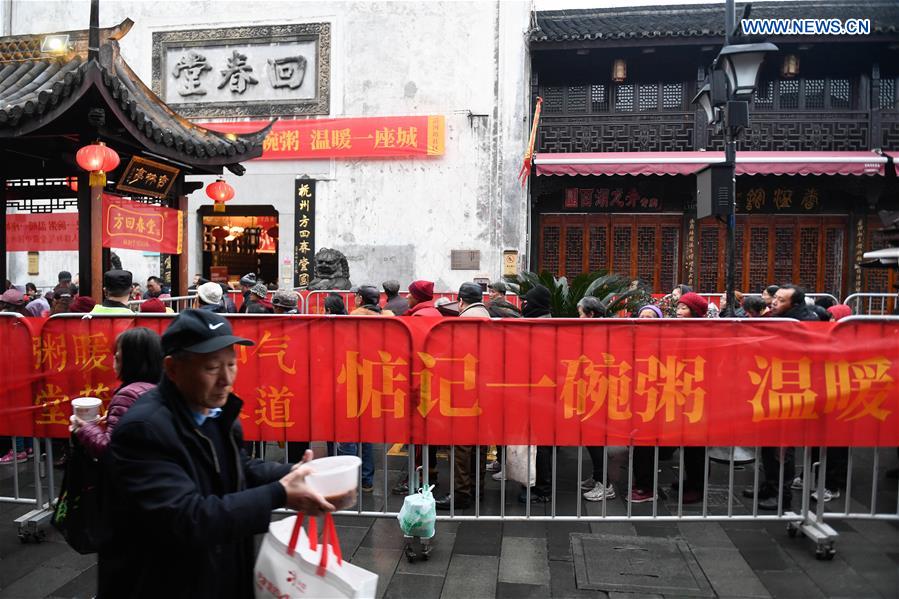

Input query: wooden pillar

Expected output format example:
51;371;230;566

90;182;103;300
76;172;93;297
175;193;189;297
0;177;6;287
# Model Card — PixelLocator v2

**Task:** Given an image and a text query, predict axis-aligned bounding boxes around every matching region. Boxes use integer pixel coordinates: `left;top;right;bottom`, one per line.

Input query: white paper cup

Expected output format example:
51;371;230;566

71;397;102;422
305;455;361;499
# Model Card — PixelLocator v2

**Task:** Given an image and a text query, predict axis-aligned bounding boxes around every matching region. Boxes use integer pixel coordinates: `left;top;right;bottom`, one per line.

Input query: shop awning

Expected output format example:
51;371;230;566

535;151;888;177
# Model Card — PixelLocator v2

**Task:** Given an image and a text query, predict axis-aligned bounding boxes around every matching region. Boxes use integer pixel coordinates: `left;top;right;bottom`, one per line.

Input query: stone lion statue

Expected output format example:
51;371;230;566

308;248;352;290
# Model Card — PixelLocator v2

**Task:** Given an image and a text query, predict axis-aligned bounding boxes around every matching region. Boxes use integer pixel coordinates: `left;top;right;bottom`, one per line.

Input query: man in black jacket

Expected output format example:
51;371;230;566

769;284;819;321
100;309;340;599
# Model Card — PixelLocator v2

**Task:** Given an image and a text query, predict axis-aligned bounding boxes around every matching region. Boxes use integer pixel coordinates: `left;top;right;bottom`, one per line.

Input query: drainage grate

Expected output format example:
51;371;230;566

571;533;714;597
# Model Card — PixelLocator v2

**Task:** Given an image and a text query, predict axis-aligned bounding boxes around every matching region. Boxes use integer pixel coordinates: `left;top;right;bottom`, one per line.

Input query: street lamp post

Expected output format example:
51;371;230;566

692;0;776;315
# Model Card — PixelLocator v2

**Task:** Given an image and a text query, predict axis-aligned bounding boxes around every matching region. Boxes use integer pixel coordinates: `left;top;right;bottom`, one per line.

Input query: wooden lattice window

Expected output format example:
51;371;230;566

638;84;657;112
591;85;608;112
798;227;820;291
660;227;680;292
754;80;773;110
636;227;655;285
568;85;588;113
699;226;720;293
541;222;561;275
565;226;585;277
612;226;632;274
662;84;684;111
588;225;608;272
879;78;896;110
805;79;825;110
830;79;850;109
734;226;745;292
747;227;770;293
773;226;795;284
779;80;800;109
823;228;844;297
615;84;634;112
864;222;893;293
543;87;564;113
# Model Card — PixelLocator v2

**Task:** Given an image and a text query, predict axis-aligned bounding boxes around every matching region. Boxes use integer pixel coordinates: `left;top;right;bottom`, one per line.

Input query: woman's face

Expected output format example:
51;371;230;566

671;287;682;301
577;305;589;318
761;290;773;305
638;308;659;319
675;303;693;318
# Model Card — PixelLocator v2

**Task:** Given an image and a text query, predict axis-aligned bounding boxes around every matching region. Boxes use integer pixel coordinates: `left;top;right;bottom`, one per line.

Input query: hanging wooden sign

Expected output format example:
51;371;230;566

115;156;180;199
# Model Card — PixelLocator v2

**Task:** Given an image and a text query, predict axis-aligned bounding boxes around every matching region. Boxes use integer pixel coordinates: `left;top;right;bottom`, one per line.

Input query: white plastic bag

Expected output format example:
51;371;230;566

506;445;536;487
397;484;436;538
255;513;378;599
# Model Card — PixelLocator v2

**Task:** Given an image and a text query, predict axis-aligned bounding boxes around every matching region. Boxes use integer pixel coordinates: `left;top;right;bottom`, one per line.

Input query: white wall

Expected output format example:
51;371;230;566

8;0;532;292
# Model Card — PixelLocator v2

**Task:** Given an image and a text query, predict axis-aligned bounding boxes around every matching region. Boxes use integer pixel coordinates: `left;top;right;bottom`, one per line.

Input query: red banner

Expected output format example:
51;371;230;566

6;213;79;251
102;194;183;254
201;116;445;160
7;316;899;445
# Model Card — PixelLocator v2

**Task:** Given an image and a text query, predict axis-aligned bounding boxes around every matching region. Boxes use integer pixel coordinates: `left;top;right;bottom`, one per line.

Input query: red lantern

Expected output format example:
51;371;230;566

76;141;120;187
206;179;235;213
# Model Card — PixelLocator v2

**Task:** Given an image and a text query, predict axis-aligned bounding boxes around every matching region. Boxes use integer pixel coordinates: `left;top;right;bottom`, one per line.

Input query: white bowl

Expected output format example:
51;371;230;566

72;397;102;422
305;456;361;498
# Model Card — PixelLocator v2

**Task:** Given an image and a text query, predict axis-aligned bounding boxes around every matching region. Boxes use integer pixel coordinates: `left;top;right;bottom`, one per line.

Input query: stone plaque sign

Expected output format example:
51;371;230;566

152;23;330;118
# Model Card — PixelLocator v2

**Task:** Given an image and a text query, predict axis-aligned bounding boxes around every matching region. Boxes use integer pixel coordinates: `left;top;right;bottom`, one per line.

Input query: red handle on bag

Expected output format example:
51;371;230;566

316;513;343;576
286;513;318;556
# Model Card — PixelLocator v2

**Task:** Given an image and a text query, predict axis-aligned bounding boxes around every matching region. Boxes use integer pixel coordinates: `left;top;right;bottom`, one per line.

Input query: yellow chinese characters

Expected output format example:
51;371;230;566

635;356;705;424
748;357;817;421
824;358;893;421
749;356;894;423
254;385;296;428
253;330;296;375
559;354;632;421
34;384;69;425
338;351;407;418
34;333;66;372
413;352;482;418
72;333;111;372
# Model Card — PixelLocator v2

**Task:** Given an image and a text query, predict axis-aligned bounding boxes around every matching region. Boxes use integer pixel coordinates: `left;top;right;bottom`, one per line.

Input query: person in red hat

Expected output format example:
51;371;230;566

405;280;441;317
139;298;167;313
675;292;708;318
827;304;852;321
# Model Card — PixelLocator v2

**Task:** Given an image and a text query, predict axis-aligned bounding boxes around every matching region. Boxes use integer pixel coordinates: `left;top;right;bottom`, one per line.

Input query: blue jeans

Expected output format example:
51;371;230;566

337;442;374;487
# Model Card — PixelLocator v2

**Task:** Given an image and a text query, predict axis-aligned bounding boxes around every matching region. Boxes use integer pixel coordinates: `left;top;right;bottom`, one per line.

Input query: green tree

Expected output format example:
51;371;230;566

504;271;648;317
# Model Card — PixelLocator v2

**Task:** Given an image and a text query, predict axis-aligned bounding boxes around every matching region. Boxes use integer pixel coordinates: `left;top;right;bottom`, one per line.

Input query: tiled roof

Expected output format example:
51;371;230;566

0;19;269;169
533;0;899;43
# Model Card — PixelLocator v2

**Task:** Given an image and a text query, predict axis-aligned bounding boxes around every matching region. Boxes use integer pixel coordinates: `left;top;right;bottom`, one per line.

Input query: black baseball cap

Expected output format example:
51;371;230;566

162;309;254;356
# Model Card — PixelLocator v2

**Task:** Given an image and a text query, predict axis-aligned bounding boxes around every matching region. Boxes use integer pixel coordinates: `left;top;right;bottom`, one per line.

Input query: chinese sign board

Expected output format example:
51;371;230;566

564;187;662;212
202;115;445;160
6;213;78;251
15;317;899;446
102;194;183;254
152;23;330;118
294;180;315;287
115;156;179;199
737;184;826;214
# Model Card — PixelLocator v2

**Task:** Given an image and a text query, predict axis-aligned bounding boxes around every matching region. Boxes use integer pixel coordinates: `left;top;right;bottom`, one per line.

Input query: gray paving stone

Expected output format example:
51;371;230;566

0;537;70;588
834;541;899;598
0;565;83;599
499;536;550;586
725;529;794;571
549;559;606;598
632;522;681;538
607;593;664;599
336;524;369;557
453;521;502;556
47;563;97;599
440;554;498;599
503;521;548;538
496;581;551;598
754;569;827;599
384;572;444;599
396;533;455;577
589;521;637;536
359;517;408;550
547;522;590;562
349;547;402;599
778;536;882;599
678;521;739;549
691;547;771;598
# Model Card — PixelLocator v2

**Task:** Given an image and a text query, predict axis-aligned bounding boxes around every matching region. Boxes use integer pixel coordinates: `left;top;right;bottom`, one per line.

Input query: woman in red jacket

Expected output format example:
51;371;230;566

72;327;163;458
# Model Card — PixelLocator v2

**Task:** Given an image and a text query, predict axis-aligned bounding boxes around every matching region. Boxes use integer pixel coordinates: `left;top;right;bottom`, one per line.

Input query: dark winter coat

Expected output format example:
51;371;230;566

75;382;155;459
98;377;291;599
487;298;521;318
384;295;410;316
779;304;820;321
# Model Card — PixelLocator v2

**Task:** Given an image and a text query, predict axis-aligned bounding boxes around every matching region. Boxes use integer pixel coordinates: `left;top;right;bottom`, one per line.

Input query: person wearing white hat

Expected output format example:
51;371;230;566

193;281;224;313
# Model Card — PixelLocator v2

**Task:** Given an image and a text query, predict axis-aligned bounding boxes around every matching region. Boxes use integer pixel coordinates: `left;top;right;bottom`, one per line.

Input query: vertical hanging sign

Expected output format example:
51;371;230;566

294;179;316;287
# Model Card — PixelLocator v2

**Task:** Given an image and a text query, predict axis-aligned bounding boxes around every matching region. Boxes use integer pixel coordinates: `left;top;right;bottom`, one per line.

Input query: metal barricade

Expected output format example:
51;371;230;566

128;295;196;313
844;293;897;316
303;289;518;314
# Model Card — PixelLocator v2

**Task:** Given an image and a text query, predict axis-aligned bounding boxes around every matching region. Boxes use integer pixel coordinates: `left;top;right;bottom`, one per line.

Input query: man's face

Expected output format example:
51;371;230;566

193;275;201;285
147;279;162;295
164;346;237;414
489;288;503;301
770;289;794;316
